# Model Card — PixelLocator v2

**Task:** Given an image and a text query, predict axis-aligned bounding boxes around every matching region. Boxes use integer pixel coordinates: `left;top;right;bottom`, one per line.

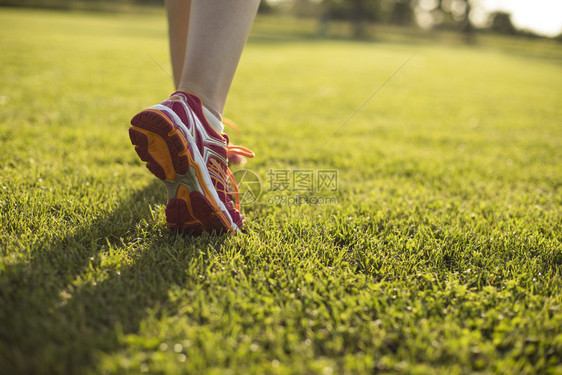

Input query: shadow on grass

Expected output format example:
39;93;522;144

0;179;228;375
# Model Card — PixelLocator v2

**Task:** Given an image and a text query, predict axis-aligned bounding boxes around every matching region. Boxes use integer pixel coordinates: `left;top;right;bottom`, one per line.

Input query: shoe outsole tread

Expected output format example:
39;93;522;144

130;110;234;235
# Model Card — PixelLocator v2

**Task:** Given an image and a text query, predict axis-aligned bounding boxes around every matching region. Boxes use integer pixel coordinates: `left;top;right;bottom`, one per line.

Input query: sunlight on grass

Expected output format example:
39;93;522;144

0;8;560;375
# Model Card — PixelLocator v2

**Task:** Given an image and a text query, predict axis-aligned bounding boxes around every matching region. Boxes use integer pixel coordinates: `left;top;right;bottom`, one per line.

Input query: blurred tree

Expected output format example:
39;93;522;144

458;0;474;41
389;0;413;26
320;0;381;38
258;0;274;13
292;0;321;18
349;0;368;37
432;0;474;41
489;11;516;35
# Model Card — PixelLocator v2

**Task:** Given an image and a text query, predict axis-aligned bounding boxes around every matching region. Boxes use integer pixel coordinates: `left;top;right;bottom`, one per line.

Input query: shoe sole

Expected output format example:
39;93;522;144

129;109;236;235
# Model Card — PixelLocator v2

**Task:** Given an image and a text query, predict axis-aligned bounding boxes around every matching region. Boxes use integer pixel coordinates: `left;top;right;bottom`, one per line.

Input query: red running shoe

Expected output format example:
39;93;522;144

129;91;254;235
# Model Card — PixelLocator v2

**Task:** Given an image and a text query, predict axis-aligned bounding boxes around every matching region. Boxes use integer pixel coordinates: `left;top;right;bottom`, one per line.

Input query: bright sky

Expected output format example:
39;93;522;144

476;0;562;36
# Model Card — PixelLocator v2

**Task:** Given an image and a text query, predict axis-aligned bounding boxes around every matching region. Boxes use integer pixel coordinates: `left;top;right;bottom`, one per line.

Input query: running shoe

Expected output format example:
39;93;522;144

129;91;254;235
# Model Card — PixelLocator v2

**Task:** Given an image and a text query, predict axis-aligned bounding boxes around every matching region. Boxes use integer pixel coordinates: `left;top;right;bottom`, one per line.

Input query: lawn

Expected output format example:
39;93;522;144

0;7;561;375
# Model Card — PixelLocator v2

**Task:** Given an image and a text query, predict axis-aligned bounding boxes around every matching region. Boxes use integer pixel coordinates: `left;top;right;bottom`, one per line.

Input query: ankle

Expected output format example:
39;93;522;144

172;88;225;134
202;104;224;135
176;85;223;120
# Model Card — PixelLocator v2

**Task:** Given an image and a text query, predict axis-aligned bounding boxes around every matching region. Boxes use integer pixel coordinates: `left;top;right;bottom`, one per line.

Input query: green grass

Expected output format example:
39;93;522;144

1;7;561;375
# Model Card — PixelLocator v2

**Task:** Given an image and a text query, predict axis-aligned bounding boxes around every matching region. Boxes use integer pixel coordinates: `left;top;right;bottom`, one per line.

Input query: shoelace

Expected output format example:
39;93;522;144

209;158;242;211
227;144;255;160
223;118;254;164
221;132;254;211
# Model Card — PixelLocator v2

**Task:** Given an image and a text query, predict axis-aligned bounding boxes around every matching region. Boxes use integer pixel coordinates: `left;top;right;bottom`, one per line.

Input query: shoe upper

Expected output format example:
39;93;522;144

161;91;245;229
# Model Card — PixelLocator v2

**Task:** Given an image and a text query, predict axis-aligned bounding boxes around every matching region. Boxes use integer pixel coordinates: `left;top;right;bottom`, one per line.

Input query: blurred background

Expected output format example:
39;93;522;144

1;0;561;43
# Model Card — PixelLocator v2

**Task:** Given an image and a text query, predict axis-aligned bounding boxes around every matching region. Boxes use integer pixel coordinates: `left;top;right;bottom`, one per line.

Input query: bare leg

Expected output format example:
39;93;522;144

131;1;258;235
165;0;191;87
177;0;260;120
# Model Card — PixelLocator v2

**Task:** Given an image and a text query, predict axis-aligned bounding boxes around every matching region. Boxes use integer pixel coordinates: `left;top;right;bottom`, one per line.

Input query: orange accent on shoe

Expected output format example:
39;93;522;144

227;144;255;159
208;158;241;212
179;133;235;234
129;125;176;181
226;167;241;211
176;185;207;228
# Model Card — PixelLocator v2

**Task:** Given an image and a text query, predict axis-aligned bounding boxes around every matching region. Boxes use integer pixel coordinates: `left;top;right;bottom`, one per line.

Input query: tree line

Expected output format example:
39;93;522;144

263;0;543;39
0;0;555;40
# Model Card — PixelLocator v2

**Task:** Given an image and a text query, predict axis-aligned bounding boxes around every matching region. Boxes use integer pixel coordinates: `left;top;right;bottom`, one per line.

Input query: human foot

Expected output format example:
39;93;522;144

129;91;253;235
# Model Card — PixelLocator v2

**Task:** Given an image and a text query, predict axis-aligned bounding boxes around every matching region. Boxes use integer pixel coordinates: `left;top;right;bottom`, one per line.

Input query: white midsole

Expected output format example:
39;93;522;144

151;104;238;232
